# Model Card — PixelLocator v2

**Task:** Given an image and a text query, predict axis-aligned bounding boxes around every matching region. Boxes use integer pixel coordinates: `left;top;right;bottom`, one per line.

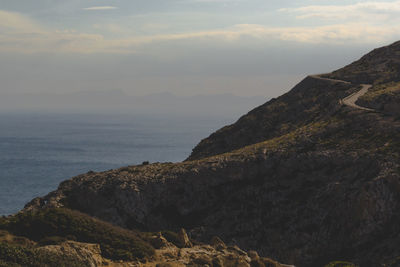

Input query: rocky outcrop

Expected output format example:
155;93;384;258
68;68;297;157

43;238;262;267
37;241;104;267
177;229;192;248
134;232;287;267
150;232;174;249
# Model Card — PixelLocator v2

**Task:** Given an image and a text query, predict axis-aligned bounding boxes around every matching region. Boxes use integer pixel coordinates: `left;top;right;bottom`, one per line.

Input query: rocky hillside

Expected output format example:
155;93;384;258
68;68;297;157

324;40;400;85
17;41;400;267
186;76;353;160
188;40;400;161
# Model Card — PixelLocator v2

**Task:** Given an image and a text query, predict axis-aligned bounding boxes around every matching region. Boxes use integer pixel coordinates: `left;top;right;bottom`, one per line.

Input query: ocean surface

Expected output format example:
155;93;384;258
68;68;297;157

0;112;232;215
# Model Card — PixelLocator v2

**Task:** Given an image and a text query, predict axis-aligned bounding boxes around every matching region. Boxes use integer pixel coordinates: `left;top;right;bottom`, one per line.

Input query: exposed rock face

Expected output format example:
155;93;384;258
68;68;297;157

23;41;400;266
150;232;174;249
138;237;286;267
177;229;193;248
37;241;104;267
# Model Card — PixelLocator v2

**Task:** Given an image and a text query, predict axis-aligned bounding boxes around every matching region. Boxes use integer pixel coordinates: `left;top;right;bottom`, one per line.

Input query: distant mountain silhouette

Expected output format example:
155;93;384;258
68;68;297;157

0;90;265;117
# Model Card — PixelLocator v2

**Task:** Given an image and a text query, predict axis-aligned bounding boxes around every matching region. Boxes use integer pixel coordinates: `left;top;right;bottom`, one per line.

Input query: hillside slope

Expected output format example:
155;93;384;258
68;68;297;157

187;76;353;160
188;40;400;160
21;41;400;267
325;40;400;85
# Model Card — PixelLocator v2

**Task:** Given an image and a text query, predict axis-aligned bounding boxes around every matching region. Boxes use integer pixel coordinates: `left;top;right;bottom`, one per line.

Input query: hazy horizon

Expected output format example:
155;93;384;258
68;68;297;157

0;89;267;117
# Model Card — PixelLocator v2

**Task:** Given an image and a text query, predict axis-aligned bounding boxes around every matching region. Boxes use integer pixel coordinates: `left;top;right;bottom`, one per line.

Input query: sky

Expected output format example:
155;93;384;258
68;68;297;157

1;0;400;99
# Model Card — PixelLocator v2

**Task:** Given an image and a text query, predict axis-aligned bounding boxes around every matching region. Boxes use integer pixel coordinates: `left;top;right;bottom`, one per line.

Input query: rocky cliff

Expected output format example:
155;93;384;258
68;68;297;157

18;41;400;266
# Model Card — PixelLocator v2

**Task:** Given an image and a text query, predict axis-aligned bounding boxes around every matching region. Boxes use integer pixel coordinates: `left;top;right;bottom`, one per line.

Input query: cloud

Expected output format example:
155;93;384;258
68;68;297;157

280;1;400;20
0;10;107;53
83;6;118;11
128;23;399;45
190;0;239;2
251;24;397;44
0;9;399;54
0;10;43;33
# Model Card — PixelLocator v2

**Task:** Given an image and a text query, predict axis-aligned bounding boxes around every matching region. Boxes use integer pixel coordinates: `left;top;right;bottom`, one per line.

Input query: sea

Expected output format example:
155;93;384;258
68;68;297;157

0;112;232;215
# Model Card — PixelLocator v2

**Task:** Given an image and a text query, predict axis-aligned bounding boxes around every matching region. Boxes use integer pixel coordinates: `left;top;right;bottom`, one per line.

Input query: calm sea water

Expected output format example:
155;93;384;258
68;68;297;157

0;112;231;215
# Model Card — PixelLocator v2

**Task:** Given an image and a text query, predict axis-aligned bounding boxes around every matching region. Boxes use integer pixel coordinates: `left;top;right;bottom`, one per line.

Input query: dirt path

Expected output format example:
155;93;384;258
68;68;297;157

309;75;374;111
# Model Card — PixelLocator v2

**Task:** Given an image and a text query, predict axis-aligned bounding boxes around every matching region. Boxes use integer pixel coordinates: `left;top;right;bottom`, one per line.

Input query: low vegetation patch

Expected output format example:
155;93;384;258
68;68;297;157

361;82;400;101
0;241;85;267
324;261;358;267
0;208;154;261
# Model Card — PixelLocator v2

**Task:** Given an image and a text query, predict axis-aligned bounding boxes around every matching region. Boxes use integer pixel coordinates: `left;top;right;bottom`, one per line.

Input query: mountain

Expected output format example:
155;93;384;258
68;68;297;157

2;41;400;267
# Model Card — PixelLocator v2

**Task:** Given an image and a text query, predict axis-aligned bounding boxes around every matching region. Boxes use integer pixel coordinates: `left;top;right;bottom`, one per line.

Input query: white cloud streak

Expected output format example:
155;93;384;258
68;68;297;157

83;6;118;11
280;1;400;20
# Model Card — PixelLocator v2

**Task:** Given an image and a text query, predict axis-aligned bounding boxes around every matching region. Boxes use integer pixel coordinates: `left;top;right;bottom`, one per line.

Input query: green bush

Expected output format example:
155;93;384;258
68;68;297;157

1;208;154;261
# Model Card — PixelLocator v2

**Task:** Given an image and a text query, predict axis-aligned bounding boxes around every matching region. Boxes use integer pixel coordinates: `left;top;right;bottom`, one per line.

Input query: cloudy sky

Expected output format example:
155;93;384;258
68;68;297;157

1;0;400;97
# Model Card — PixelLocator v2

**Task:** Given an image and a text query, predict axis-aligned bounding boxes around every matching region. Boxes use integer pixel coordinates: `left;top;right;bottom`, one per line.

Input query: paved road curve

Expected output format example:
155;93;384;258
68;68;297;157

341;84;374;111
309;75;374;111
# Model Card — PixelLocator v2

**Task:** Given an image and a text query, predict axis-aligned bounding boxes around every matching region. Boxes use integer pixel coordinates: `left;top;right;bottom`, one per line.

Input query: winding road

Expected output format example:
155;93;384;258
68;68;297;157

309;75;375;112
341;84;374;111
